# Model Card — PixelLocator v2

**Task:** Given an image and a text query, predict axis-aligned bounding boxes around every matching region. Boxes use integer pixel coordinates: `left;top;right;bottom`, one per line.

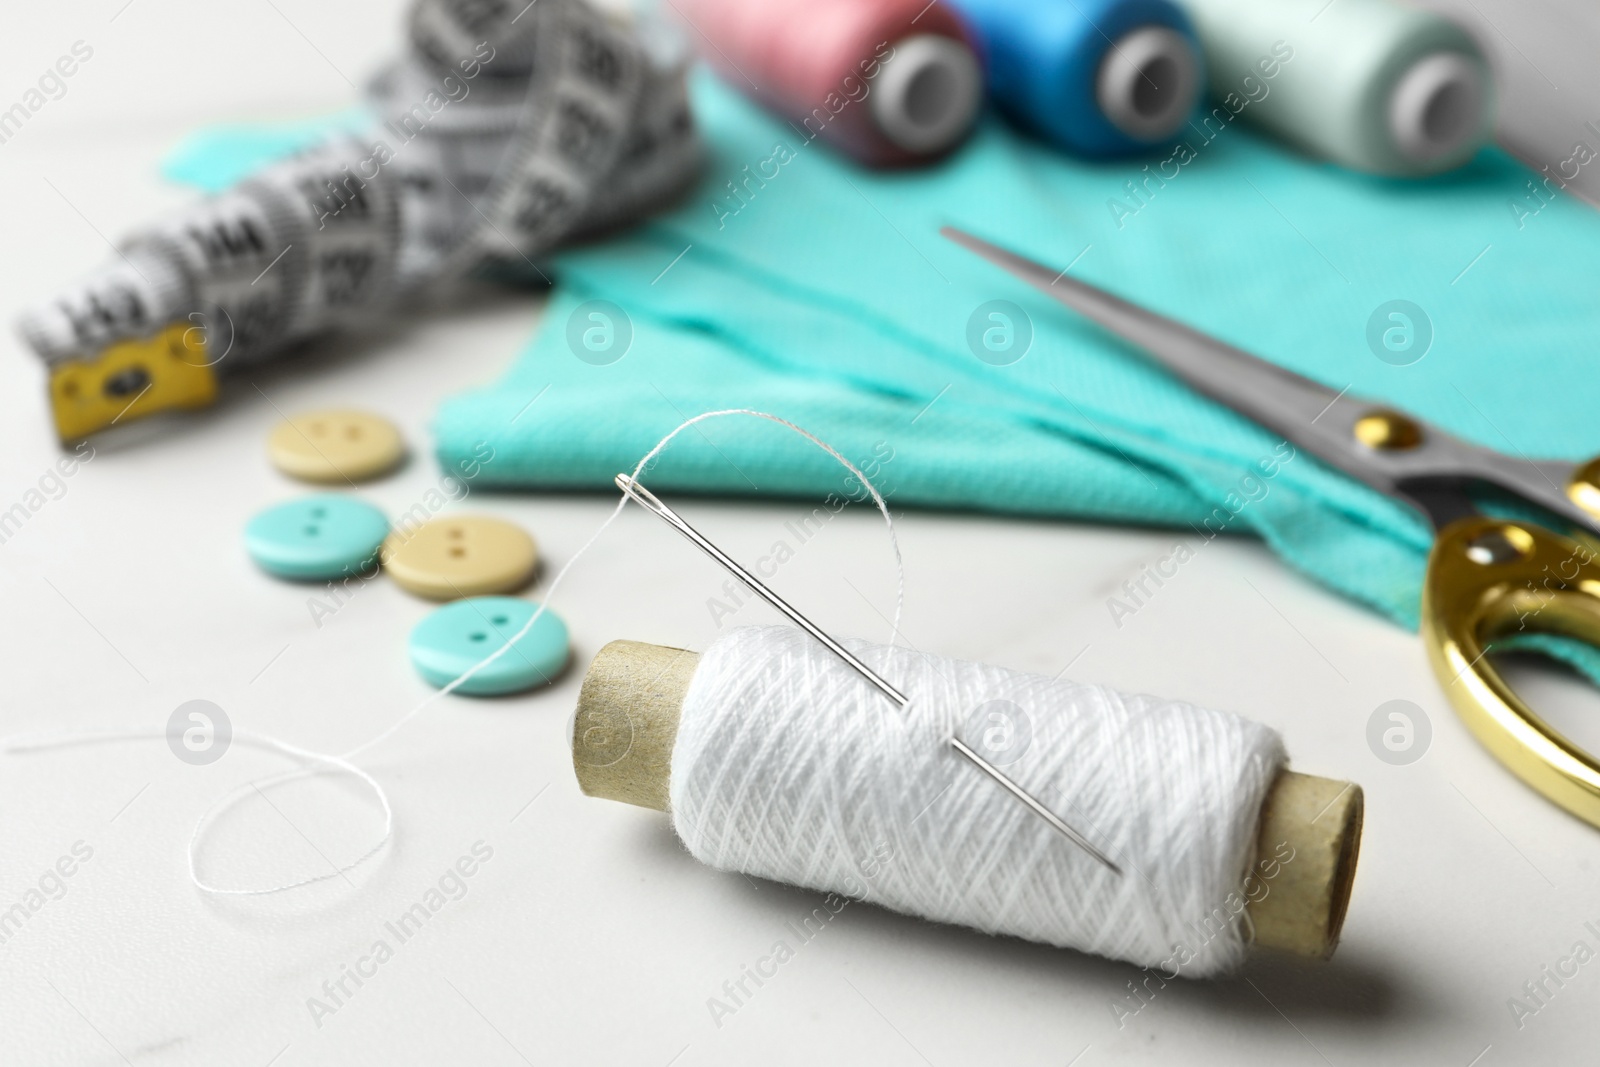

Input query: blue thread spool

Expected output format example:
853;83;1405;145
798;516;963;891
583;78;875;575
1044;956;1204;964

948;0;1204;156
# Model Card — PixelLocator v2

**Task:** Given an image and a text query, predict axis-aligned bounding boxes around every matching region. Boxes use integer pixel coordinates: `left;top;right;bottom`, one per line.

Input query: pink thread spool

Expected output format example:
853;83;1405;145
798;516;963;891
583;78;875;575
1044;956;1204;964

674;0;984;167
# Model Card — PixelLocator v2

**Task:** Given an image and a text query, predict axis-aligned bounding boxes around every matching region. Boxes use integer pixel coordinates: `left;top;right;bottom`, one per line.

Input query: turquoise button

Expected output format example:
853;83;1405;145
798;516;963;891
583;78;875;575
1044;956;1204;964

245;494;388;581
409;596;569;696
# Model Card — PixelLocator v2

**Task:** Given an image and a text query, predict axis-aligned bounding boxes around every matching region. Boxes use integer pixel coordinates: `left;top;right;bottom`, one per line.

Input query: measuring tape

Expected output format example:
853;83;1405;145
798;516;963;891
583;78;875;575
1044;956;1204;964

18;0;701;441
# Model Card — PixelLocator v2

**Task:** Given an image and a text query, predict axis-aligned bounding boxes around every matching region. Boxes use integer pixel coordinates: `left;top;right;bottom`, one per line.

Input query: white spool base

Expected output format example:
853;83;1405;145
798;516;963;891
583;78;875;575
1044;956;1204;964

1387;50;1488;165
870;33;984;154
1096;25;1203;143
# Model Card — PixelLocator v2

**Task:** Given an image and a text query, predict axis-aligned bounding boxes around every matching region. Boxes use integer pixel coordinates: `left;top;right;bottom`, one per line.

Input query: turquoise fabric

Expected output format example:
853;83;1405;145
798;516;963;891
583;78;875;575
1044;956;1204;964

168;74;1600;651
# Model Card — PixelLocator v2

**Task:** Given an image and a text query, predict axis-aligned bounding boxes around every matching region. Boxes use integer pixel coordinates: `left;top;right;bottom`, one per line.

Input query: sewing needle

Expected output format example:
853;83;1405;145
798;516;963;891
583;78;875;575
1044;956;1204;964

615;473;1122;876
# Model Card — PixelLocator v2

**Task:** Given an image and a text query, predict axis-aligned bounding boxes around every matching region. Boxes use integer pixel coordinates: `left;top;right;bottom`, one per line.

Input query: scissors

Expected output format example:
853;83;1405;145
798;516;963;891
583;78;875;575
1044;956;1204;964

944;225;1600;830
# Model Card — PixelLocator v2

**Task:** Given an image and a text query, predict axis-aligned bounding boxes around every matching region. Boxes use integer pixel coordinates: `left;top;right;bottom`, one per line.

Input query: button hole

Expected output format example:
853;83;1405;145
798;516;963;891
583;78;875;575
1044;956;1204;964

449;547;465;558
491;615;509;625
305;526;320;536
470;632;488;642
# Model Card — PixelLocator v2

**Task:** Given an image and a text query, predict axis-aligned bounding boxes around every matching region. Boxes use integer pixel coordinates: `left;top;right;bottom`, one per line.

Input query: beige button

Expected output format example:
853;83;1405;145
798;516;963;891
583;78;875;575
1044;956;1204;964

268;409;406;484
382;515;538;600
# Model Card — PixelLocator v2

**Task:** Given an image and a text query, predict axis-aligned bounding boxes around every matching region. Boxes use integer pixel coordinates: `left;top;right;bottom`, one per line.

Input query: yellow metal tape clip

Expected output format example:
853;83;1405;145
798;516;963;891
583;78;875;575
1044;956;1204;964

48;323;218;441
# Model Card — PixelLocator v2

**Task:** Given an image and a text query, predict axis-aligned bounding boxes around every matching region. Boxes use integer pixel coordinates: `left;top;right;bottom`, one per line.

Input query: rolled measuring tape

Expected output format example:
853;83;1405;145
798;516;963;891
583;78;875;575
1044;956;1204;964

671;0;985;168
947;0;1204;157
1178;0;1492;175
16;0;703;442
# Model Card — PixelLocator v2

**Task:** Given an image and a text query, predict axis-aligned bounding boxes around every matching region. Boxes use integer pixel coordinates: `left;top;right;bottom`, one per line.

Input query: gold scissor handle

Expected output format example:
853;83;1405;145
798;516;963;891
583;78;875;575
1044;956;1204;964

1423;515;1600;827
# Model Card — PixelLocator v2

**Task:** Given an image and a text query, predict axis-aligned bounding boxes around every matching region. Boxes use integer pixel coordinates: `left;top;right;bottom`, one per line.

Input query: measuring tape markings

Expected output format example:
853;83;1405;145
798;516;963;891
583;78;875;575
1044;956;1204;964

153;179;311;366
433;0;648;275
575;49;701;239
20;247;190;367
278;137;406;344
19;0;704;438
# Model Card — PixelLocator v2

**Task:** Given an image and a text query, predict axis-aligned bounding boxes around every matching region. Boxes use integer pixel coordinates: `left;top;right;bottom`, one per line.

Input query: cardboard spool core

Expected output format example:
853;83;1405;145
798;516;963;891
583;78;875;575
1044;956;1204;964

573;640;1363;960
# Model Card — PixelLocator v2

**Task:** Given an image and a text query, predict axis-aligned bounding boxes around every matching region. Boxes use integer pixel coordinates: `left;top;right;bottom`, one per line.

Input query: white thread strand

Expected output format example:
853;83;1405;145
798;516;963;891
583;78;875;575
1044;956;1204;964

671;625;1288;977
0;409;904;897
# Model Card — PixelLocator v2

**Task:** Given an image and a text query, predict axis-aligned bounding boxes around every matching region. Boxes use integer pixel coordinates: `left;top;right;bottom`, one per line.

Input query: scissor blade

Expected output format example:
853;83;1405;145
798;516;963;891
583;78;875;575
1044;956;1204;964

943;227;1600;538
942;226;1354;450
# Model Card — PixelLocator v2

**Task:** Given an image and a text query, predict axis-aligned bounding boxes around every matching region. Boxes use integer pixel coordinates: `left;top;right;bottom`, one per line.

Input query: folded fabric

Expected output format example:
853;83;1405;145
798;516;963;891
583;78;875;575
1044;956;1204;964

168;73;1600;672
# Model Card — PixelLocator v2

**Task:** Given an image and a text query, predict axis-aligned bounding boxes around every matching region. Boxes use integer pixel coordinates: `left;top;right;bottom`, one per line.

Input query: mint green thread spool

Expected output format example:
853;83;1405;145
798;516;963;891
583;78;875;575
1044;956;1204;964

1180;0;1493;176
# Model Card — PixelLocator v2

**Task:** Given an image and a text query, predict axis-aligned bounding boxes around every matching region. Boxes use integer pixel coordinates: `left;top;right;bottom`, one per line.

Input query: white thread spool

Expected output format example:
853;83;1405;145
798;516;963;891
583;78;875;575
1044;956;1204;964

1095;25;1204;143
573;628;1363;974
1179;0;1492;176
